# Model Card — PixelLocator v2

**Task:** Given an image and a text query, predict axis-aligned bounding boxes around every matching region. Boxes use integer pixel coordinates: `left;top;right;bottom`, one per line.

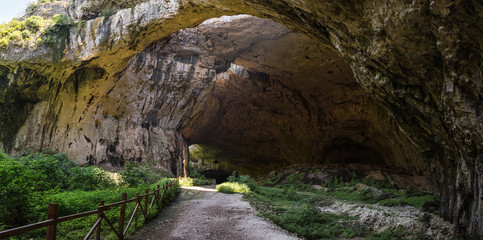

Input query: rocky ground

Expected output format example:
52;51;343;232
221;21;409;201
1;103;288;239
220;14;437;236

318;201;453;239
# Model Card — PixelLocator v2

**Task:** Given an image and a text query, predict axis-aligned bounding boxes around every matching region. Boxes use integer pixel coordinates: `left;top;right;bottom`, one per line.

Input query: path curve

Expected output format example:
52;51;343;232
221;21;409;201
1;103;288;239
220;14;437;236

130;186;299;240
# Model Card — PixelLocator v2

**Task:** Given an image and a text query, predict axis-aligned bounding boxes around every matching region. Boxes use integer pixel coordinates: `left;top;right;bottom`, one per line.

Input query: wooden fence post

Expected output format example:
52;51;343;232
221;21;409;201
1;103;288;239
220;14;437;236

119;193;127;239
46;203;58;240
156;185;160;200
135;195;140;226
144;189;149;216
96;200;104;240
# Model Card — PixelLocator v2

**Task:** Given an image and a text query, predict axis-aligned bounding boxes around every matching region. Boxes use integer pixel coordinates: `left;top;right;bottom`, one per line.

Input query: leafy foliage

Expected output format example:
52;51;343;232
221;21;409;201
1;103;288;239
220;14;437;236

0;150;179;239
0;151;116;227
118;161;173;187
0;16;51;48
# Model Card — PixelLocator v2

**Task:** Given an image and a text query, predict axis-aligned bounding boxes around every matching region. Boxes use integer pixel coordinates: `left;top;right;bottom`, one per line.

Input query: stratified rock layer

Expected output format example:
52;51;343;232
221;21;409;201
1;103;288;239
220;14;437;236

0;0;481;238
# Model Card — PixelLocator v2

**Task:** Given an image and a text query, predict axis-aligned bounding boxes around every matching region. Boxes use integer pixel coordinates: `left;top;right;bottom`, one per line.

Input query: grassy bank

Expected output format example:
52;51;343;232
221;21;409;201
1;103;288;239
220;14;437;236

216;168;446;240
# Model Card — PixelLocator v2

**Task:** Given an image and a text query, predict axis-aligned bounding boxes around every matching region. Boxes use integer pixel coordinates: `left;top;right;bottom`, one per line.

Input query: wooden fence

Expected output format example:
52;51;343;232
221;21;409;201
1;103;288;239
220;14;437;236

0;179;179;240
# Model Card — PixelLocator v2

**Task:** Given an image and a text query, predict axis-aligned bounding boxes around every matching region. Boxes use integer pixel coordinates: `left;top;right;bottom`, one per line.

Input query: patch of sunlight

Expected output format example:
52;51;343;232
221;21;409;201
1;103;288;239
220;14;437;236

181;186;217;192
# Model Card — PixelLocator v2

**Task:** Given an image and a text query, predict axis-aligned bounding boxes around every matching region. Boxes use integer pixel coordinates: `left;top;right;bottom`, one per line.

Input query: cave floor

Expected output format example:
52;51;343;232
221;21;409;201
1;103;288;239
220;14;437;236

129;185;299;240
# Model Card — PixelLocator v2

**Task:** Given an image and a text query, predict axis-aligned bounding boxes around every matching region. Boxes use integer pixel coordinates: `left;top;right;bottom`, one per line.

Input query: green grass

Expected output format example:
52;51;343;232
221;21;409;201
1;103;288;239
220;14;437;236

261;169;440;214
401;194;439;209
216;182;251;194
366;225;420;240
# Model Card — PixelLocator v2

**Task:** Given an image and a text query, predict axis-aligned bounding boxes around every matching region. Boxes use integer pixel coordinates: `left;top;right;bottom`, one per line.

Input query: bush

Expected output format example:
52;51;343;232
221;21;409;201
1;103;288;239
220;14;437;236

226;171;256;189
193;178;213;185
119;162;150;187
0;16;51;48
0;150;114;227
227;171;238;182
179;177;193;187
24;16;44;32
0;154;33;226
188;164;206;179
119;162;173;187
216;182;251;194
68;166;115;191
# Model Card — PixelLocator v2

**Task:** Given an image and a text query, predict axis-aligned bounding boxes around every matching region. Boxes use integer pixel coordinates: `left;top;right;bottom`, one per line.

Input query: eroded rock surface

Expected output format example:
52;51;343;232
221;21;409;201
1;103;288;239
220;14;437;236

0;0;481;237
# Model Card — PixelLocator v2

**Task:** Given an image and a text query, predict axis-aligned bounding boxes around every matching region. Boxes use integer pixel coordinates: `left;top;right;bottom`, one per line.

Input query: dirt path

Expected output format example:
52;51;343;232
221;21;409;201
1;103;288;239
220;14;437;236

129;185;299;240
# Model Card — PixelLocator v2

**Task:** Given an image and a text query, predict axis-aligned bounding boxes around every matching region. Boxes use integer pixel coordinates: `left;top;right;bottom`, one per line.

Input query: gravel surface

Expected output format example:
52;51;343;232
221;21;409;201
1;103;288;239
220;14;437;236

129;186;299;240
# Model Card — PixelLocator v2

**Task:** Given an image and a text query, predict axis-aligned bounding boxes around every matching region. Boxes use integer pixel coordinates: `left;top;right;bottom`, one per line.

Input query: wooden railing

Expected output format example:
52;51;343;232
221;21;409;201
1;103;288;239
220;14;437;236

0;179;179;240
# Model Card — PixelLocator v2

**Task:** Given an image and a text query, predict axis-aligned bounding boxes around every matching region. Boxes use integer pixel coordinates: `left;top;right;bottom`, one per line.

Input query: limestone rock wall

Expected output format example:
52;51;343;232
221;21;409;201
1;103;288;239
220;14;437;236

12;33;216;174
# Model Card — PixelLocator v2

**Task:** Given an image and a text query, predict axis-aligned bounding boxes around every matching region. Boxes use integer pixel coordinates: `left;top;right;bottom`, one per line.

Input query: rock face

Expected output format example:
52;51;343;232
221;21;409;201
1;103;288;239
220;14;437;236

0;0;481;238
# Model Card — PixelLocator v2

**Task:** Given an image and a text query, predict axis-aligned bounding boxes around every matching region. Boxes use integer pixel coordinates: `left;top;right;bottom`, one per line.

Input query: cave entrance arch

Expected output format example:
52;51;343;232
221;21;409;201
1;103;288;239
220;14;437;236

171;15;426;181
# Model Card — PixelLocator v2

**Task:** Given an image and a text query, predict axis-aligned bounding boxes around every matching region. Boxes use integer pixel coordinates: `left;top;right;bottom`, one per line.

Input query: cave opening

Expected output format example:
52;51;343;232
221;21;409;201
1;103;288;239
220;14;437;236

180;15;428;182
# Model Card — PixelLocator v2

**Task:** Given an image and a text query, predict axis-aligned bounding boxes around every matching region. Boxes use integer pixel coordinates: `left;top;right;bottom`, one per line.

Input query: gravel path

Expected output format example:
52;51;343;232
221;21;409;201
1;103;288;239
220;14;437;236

129;185;299;240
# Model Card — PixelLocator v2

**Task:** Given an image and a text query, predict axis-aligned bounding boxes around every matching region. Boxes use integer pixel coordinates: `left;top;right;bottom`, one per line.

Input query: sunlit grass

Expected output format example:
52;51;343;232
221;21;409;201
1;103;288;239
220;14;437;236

179;177;213;187
216;182;251;194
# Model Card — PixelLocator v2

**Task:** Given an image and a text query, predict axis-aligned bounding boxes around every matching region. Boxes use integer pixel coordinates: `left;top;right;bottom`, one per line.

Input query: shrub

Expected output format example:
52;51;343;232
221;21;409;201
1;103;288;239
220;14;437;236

193;178;213;186
119;162;150;187
68;166;115;191
8;30;22;41
225;171;256;189
119;162;172;187
0;154;32;226
17;152;78;191
179;177;193;187
188;165;206;179
216;182;251;194
25;16;44;32
0;16;51;49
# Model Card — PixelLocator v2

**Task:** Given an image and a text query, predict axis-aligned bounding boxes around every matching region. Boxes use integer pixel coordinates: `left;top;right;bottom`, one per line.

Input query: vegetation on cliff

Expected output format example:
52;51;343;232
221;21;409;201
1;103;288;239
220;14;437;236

0;16;50;48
